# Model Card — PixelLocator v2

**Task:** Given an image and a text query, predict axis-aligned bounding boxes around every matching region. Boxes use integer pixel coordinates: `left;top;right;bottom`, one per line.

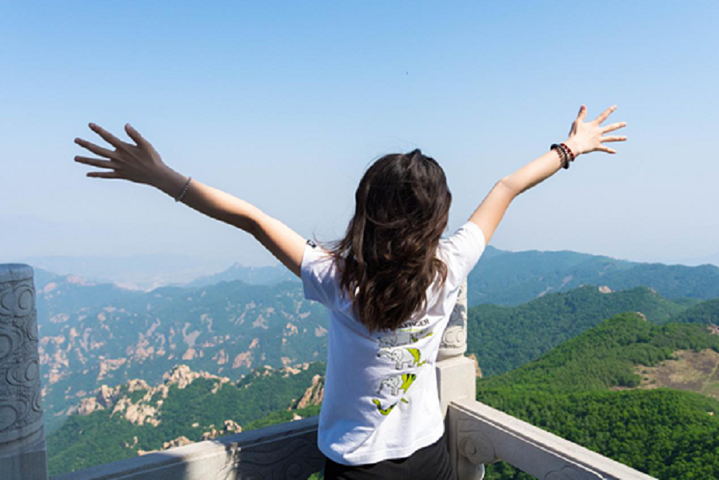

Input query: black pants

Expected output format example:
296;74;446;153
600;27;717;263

322;430;454;480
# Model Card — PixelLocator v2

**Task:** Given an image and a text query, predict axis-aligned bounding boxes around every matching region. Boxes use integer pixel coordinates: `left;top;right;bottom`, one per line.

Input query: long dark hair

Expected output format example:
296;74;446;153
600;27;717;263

326;149;452;334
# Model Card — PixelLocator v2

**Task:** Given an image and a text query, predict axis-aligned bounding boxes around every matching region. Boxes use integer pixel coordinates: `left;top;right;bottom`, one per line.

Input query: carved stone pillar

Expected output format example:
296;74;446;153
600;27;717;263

436;279;485;480
0;264;48;480
438;278;469;360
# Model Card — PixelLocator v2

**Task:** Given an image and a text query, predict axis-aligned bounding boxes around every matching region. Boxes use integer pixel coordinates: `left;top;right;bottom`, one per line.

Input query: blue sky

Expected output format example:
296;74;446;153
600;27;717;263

1;1;718;270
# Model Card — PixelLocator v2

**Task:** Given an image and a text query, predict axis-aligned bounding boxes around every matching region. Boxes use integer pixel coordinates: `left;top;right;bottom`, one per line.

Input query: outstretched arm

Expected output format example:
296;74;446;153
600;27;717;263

469;104;628;244
74;124;306;278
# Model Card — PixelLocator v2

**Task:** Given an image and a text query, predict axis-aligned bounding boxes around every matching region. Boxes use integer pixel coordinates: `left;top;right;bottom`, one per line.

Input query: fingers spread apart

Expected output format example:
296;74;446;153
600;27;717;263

600;136;628;143
74;156;120;169
86;171;122;179
89;123;130;151
595;145;617;154
577;104;587;122
594;105;617;125
74;138;119;159
124;124;150;149
602;121;627;134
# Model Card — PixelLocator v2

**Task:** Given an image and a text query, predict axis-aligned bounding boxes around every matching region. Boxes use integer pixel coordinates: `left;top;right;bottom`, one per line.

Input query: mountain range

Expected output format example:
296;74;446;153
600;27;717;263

36;269;328;432
46;310;719;478
26;245;719;477
25;244;719;302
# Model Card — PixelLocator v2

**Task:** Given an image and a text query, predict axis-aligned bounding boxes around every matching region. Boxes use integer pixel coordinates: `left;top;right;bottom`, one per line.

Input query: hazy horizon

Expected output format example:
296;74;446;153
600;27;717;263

17;241;719;292
2;2;718;271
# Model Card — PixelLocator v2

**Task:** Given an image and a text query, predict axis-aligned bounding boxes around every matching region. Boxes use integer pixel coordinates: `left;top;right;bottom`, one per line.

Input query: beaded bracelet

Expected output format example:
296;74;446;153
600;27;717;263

558;144;572;169
175;176;192;202
550;144;570;169
560;142;576;162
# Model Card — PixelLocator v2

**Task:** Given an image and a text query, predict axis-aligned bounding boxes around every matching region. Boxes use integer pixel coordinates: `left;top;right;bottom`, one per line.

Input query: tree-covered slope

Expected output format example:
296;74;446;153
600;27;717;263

478;312;719;394
477;313;719;479
672;298;719;325
46;362;326;476
483;389;719;480
467;286;688;377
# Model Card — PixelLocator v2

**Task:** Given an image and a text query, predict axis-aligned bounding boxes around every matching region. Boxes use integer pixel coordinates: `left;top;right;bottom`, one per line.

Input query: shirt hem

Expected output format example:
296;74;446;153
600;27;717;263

319;421;445;466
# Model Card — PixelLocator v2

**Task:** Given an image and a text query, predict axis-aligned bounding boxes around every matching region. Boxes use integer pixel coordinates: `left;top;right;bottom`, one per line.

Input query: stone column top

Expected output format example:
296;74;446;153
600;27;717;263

0;264;34;283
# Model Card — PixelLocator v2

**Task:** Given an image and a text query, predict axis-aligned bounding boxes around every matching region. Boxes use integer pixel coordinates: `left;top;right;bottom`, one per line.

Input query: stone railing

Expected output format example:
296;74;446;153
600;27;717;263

1;266;657;480
54;416;324;480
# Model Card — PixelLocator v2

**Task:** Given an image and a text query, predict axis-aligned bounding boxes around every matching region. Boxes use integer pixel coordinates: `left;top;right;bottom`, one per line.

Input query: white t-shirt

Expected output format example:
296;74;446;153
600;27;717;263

301;220;486;466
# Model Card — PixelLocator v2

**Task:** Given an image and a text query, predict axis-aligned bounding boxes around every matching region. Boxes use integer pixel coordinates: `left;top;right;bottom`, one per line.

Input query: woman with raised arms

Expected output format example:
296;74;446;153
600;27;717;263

74;104;626;479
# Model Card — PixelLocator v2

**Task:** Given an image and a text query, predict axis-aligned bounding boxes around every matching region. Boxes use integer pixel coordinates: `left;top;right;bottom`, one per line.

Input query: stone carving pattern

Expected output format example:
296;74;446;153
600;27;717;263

0;273;43;445
218;430;324;480
544;465;604;480
439;278;468;358
456;418;496;466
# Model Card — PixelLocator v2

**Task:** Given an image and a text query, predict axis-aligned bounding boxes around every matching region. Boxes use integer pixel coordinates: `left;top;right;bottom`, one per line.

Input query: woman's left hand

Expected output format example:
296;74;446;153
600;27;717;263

74;123;170;187
564;105;627;157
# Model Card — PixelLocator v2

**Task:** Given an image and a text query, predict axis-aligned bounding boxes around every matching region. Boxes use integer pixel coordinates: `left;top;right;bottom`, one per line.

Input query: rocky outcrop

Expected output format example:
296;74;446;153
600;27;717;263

73;384;122;415
224;419;242;434
163;436;192;450
163;364;230;390
70;365;230;426
467;353;483;378
199;420;244;441
295;374;324;409
137;435;192;455
112;397;160;426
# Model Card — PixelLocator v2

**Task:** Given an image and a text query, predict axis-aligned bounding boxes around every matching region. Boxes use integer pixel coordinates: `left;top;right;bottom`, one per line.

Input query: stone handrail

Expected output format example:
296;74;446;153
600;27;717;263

50;399;658;480
52;416;323;480
449;398;657;480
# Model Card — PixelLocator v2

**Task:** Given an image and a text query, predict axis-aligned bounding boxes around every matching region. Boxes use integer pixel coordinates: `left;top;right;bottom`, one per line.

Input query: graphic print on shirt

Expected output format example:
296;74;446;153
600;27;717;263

371;323;434;416
372;397;409;416
376;326;433;348
376;347;427;369
376;373;416;395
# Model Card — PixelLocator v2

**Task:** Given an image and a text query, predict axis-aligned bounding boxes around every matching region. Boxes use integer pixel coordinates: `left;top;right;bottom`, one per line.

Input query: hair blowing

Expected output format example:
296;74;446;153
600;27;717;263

326;149;452;334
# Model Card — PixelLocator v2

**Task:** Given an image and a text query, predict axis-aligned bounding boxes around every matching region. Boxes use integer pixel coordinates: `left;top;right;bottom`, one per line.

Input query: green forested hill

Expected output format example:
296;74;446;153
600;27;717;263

46;362;326;476
672;298;719;325
467;285;688;377
478;312;719;393
477;313;719;479
468;248;719;306
483;389;719;480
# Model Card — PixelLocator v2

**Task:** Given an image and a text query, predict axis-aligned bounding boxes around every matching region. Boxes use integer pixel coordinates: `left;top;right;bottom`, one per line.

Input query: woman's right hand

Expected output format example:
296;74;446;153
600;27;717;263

74;123;174;188
564;104;627;156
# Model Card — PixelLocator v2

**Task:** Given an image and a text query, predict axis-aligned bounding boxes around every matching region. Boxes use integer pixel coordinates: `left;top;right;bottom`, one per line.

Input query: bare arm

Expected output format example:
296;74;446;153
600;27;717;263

74;124;306;278
469;104;628;244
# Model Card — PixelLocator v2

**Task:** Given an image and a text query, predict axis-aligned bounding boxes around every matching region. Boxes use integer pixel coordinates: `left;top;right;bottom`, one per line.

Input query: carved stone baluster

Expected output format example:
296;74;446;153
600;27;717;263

438;278;469;360
0;264;48;480
436;279;485;480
